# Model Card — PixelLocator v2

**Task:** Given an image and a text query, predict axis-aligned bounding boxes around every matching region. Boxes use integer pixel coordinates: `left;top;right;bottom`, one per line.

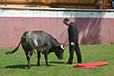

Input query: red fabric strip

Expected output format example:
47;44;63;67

73;62;109;68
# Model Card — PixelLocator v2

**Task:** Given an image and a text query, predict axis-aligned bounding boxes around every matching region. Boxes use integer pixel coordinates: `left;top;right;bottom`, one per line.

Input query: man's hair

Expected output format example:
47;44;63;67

63;18;70;23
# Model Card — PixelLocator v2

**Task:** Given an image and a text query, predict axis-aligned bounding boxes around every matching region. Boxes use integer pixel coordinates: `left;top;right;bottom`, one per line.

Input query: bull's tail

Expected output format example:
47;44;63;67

5;41;21;54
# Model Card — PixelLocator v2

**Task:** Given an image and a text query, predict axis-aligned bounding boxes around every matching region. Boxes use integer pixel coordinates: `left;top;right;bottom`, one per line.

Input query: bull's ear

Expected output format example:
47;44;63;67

60;44;65;50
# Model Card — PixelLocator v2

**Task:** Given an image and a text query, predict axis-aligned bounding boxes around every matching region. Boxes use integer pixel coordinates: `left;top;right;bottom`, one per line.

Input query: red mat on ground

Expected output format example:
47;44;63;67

73;62;109;68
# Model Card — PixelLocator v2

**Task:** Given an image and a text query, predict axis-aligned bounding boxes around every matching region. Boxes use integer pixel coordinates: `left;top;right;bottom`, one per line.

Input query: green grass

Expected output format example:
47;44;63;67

0;44;114;76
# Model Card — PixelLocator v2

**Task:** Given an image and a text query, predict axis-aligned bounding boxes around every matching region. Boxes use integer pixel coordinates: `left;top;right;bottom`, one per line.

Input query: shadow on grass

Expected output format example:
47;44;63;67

5;64;28;69
49;61;78;64
49;61;66;64
5;64;55;69
5;62;77;69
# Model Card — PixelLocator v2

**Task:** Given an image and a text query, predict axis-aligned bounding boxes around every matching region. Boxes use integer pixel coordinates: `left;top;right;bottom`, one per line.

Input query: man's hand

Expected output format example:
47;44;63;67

71;42;74;46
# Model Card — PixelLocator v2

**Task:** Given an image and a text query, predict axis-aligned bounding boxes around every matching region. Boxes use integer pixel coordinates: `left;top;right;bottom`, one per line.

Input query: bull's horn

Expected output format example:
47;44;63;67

60;44;65;50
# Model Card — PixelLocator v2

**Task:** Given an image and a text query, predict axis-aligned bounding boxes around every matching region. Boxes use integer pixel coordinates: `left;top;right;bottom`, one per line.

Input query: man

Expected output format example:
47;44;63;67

63;18;82;64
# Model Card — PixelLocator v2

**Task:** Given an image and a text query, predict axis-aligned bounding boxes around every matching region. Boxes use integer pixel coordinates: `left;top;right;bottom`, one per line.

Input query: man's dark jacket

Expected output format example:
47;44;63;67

68;22;78;43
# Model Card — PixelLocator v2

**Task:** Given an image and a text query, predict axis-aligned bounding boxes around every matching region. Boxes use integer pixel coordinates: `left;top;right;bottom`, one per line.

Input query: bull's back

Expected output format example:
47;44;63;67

32;31;60;50
33;31;59;44
21;30;59;51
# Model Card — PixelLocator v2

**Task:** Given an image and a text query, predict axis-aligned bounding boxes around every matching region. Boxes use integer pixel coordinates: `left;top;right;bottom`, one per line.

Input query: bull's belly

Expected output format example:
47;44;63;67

35;46;44;53
22;41;44;53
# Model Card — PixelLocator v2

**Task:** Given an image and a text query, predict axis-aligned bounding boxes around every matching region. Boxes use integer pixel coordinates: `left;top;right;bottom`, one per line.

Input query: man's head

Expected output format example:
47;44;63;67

63;18;71;26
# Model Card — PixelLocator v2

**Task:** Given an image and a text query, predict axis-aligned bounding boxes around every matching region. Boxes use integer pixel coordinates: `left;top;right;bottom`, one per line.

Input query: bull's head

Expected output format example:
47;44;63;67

55;44;65;60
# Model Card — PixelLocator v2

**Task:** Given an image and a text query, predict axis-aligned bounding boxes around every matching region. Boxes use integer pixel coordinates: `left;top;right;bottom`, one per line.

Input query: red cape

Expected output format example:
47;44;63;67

73;62;109;68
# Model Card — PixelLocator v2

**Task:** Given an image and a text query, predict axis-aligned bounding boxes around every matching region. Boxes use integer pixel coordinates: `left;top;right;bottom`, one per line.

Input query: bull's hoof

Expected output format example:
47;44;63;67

37;64;40;66
28;67;31;69
46;64;50;66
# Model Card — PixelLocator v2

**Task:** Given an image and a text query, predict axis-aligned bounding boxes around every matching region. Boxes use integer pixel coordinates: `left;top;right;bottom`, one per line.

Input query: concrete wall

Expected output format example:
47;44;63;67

0;8;114;48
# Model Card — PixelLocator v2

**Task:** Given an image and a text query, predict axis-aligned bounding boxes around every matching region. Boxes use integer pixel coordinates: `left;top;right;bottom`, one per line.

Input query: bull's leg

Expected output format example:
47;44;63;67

37;51;41;66
44;52;49;66
25;51;33;69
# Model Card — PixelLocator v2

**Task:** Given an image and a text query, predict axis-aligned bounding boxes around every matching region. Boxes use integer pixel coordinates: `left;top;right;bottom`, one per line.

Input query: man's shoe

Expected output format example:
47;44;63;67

78;60;82;63
66;62;72;64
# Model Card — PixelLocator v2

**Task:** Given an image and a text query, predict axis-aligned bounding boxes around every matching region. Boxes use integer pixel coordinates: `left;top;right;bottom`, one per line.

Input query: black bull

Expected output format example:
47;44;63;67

5;31;65;69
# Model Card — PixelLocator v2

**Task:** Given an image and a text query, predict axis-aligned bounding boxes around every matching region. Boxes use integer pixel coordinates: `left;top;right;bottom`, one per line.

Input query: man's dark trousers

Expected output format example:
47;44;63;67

68;40;82;63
